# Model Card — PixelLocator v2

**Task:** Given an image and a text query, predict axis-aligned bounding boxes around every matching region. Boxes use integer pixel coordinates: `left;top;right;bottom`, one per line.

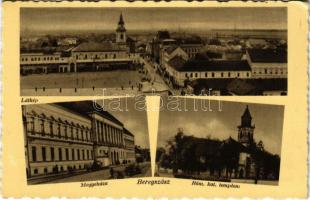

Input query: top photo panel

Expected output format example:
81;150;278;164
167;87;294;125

20;7;287;96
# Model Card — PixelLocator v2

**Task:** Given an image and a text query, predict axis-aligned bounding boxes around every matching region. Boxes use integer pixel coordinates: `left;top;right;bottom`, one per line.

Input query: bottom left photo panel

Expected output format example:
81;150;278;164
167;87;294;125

21;98;151;185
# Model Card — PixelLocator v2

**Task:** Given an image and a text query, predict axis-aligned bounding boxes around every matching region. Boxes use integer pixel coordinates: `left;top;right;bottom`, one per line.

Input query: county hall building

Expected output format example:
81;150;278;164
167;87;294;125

22;101;136;178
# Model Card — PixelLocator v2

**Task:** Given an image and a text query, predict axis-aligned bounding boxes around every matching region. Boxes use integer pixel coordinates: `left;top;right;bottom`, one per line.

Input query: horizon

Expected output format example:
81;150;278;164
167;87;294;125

21;7;287;36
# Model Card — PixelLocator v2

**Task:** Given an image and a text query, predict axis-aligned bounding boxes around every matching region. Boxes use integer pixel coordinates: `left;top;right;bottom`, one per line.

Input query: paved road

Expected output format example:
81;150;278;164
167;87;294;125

42;163;152;184
139;58;171;93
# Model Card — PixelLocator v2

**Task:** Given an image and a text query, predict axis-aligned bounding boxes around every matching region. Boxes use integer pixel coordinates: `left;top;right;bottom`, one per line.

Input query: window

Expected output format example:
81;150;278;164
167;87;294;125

120;34;124;40
221;73;224;78
76;55;78;60
190;73;193;78
205;73;208;77
113;54;116;59
77;149;80;160
32;146;37;162
65;148;69;161
28;117;35;134
58;148;62;161
70;127;74;139
34;169;38;174
42;147;46;161
82;150;85;160
50;147;54;161
81;130;84;141
212;73;215;78
237;73;240;77
44;168;48;174
49;122;53;137
40;119;45;135
84;54;87;59
265;69;267;74
72;149;75;160
64;126;68;139
58;124;61;138
195;73;198;78
228;72;231;77
246;72;249;77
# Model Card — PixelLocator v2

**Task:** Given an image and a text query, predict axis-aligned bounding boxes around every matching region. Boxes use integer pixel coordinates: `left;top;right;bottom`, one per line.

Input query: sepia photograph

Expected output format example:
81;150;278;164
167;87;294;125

20;7;287;96
156;98;284;185
22;98;151;184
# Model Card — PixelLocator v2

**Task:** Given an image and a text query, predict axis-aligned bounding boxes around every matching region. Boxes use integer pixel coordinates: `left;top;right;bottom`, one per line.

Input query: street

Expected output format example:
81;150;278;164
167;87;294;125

29;163;152;184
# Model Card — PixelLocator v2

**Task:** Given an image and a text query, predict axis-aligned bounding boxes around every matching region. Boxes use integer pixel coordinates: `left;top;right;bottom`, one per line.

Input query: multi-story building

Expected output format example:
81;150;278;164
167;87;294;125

123;128;136;163
246;49;287;79
22;101;136;178
164;55;252;87
20;14;139;75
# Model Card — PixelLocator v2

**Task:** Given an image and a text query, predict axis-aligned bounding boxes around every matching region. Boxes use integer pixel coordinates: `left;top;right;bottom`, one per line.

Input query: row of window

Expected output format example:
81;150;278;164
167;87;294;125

75;53;119;60
27;116;92;142
21;56;61;62
31;163;91;175
253;68;287;75
185;72;250;78
31;146;93;162
96;120;124;145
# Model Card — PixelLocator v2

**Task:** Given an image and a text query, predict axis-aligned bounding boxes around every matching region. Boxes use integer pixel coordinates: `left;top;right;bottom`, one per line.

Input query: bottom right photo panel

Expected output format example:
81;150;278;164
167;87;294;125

155;98;284;186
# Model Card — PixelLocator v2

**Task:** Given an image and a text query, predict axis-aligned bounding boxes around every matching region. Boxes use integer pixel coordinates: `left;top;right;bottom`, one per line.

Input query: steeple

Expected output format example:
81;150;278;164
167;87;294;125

241;105;252;127
118;13;125;25
116;12;127;44
238;105;255;146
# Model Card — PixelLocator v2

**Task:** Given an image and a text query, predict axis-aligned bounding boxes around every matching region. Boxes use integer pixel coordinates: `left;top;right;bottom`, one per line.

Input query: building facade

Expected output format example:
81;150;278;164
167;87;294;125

22;101;136;178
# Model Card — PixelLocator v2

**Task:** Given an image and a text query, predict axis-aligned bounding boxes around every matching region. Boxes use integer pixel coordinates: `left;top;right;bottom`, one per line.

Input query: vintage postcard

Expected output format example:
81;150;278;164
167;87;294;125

2;1;309;198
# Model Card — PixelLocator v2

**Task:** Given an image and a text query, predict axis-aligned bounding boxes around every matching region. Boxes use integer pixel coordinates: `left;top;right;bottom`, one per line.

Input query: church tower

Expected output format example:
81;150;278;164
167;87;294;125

116;13;127;44
238;105;255;146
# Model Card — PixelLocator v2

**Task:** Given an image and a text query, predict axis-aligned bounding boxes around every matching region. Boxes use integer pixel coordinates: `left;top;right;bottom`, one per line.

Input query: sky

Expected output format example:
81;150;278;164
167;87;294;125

157;98;284;156
21;7;287;34
96;97;149;149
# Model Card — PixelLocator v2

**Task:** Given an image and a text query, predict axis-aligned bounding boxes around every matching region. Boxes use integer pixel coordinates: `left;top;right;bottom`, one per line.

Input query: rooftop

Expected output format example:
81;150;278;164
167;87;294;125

247;48;287;63
56;101;123;127
168;56;251;72
71;41;123;52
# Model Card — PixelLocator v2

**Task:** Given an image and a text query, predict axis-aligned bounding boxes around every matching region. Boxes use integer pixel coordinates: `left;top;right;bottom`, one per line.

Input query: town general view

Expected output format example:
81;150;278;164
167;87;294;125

20;7;287;96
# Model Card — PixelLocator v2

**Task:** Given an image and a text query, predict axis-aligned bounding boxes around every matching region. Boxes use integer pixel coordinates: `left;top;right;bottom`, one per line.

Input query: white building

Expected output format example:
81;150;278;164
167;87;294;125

23;101;136;178
164;55;252;87
246;49;287;79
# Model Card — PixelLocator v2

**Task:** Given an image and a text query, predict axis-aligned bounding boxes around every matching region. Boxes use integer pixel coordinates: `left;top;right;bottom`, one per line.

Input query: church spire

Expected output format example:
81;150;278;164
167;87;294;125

118;13;125;25
238;105;255;146
241;105;252;127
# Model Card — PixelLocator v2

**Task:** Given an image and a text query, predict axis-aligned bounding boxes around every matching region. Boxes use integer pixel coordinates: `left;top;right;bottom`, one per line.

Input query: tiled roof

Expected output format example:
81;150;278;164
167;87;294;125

56;101;123;126
247;49;287;63
168;56;251;72
71;41;122;52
